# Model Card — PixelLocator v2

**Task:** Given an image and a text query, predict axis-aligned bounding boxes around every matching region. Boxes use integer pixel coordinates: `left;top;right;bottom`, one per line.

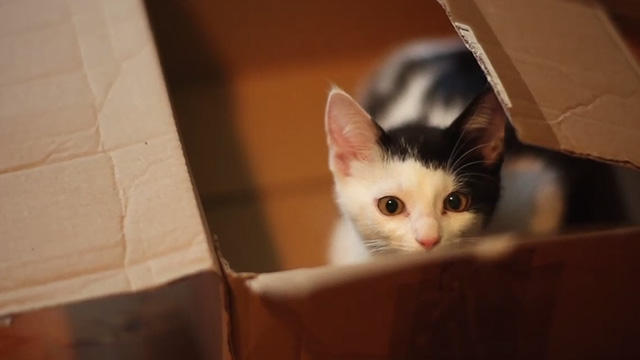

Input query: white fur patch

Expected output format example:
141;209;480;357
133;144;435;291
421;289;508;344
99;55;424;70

373;38;467;95
426;100;466;129
375;73;468;131
327;217;371;265
329;157;483;263
377;71;436;129
487;155;564;235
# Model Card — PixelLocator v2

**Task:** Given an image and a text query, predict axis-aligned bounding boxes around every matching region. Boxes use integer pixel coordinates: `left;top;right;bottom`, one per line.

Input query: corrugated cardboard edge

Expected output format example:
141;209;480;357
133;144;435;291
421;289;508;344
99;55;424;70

438;0;640;169
212;239;239;360
219;235;525;360
222;227;640;359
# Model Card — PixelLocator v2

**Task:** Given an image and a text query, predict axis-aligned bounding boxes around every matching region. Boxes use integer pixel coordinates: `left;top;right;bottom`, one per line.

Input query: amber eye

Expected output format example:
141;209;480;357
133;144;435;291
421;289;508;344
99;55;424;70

377;196;405;216
443;192;471;212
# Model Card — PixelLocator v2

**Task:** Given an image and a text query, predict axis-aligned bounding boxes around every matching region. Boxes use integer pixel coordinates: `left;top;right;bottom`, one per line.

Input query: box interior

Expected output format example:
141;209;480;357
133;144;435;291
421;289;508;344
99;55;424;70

146;0;640;274
144;0;461;272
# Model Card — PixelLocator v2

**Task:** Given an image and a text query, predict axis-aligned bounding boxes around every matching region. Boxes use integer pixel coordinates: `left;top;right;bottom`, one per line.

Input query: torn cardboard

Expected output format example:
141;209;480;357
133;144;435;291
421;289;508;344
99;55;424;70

0;0;215;315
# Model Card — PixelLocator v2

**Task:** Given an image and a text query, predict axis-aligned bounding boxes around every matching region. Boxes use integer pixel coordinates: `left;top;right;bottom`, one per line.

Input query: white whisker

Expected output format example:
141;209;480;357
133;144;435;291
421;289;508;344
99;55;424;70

446;118;480;172
450;142;493;173
453;159;498;176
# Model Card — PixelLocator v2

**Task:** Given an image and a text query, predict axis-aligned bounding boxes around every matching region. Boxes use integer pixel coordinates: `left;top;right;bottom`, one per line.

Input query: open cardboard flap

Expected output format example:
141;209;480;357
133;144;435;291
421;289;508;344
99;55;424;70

0;0;218;315
220;0;640;358
439;0;640;169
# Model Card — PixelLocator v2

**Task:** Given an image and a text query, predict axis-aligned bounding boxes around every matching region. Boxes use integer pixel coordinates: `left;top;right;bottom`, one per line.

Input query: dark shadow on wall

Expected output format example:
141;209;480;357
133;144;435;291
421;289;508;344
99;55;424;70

143;0;280;273
66;273;222;360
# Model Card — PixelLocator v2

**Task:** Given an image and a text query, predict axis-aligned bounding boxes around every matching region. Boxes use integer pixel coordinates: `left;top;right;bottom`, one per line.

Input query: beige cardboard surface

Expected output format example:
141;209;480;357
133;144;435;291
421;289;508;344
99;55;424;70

0;0;215;315
228;228;640;359
440;0;640;168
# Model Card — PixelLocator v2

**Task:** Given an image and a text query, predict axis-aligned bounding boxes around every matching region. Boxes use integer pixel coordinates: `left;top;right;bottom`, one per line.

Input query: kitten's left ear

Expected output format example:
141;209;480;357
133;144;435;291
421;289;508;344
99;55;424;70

448;87;508;166
325;87;382;176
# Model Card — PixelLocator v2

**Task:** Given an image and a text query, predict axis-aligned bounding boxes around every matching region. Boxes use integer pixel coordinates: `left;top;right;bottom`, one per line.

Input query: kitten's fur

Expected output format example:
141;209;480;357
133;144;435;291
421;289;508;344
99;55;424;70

326;39;628;265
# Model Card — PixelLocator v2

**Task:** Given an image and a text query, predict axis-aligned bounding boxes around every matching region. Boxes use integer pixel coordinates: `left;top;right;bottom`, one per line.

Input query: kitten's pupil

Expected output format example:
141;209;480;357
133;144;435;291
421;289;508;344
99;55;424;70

444;192;470;212
386;199;399;213
377;196;405;215
447;194;462;210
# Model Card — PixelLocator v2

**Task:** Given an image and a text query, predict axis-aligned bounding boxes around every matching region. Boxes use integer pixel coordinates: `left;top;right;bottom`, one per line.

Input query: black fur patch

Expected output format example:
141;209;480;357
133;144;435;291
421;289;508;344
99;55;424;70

362;46;487;126
377;120;502;225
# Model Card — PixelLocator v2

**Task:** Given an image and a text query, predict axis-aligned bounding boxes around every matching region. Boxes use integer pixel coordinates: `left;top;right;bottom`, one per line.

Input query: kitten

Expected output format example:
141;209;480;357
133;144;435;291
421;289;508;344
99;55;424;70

325;39;628;265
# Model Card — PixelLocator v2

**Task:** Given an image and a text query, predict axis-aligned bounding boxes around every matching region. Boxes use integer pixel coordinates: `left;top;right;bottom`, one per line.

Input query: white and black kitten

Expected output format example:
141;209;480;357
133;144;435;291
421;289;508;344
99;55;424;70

325;39;627;264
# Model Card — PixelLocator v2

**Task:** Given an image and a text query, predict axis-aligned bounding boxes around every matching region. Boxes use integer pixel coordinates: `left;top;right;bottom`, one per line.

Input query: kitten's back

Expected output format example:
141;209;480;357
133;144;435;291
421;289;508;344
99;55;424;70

358;39;487;131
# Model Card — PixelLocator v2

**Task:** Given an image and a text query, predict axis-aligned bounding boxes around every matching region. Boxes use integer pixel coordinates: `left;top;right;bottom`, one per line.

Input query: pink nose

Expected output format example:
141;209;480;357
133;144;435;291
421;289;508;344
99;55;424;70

417;237;440;249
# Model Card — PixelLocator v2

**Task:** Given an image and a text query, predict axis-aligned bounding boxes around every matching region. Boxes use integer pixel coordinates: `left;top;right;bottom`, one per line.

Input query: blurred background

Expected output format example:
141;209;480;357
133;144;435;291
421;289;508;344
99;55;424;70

144;0;459;272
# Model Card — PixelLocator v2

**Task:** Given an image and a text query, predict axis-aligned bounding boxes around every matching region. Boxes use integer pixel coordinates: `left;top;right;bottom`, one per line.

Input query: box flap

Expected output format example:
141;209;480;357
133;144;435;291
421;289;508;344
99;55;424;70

604;0;640;31
0;0;216;315
439;0;640;168
227;228;640;359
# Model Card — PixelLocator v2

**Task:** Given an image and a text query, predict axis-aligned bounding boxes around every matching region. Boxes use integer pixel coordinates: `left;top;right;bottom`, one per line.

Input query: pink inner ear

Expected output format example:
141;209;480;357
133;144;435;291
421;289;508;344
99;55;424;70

325;90;379;176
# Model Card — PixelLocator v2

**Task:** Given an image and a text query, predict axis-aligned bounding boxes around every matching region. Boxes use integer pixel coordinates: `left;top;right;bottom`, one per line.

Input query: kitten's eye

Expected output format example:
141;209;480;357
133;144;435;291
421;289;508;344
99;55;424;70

444;192;470;212
377;196;405;216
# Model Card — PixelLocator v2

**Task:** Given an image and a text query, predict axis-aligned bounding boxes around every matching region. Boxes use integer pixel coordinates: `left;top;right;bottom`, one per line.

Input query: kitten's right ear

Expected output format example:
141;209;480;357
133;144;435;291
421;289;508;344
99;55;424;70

325;88;382;177
448;87;507;167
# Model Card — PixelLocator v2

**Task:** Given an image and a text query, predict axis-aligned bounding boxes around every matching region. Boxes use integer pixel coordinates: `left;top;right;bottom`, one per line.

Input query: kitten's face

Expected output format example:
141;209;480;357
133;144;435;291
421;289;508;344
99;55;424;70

325;87;506;254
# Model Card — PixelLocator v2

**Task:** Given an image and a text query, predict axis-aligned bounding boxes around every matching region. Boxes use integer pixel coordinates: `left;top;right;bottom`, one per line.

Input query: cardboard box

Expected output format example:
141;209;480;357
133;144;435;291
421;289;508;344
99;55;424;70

1;1;639;360
0;0;226;358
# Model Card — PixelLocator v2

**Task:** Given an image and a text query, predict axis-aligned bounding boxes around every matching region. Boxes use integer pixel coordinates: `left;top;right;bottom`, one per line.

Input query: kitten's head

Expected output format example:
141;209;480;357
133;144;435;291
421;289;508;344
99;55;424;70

325;86;507;253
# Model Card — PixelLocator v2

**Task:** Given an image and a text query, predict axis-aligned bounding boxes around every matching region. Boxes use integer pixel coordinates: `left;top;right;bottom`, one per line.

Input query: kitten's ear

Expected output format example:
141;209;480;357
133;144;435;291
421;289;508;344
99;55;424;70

325;87;382;176
449;87;507;167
